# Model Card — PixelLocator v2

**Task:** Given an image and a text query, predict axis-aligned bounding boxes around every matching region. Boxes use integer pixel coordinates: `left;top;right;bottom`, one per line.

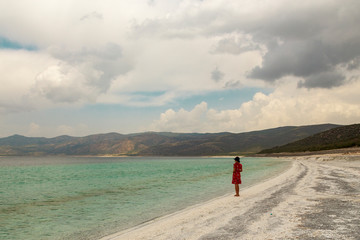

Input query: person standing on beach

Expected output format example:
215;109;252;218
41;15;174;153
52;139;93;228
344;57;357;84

232;156;242;197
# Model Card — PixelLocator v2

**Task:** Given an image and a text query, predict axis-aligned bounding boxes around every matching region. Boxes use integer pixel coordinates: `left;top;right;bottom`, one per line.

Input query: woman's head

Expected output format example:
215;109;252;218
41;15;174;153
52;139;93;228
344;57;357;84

234;156;240;162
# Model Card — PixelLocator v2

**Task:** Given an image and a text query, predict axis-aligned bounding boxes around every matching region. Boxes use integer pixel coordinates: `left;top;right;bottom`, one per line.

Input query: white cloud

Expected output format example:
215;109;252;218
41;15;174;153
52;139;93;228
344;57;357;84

34;62;100;103
0;49;57;113
1;0;267;111
153;102;209;132
27;122;40;136
151;80;360;133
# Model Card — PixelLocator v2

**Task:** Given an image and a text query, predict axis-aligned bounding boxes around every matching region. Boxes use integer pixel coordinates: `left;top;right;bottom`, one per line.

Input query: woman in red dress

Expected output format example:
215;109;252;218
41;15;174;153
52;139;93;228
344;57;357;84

232;156;242;197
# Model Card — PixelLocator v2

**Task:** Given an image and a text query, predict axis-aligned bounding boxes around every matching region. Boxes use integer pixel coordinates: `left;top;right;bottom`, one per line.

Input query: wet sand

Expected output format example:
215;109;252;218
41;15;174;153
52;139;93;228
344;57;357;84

100;154;360;240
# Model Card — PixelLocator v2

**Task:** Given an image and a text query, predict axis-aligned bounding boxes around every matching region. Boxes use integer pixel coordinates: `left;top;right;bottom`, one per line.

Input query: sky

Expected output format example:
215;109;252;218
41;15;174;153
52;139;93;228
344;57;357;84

1;0;360;137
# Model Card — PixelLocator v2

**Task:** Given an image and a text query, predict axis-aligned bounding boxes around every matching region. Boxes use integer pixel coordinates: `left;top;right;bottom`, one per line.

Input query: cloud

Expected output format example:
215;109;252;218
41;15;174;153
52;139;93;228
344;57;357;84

32;42;133;104
48;42;126;88
34;62;100;103
151;102;209;132
210;34;260;55
147;0;155;6
211;67;224;82
298;71;346;89
0;49;57;113
27;122;40;136
0;2;134;105
248;41;332;81
5;0;359;111
346;57;360;71
1;0;360;138
224;80;243;88
151;80;360;133
133;0;360;89
80;11;103;21
243;0;360;88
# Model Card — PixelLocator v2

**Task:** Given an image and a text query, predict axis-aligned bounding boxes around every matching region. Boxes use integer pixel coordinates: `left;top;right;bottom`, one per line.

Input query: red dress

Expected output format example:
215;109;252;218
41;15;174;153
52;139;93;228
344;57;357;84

232;162;242;184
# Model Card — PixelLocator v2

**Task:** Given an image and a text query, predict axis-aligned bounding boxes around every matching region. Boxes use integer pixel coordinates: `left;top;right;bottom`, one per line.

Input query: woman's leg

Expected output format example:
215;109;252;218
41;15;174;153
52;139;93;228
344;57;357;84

234;184;239;196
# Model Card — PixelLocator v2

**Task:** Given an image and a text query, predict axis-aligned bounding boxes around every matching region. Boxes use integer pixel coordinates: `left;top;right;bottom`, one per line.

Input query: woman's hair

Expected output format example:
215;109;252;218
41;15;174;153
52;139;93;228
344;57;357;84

234;156;240;162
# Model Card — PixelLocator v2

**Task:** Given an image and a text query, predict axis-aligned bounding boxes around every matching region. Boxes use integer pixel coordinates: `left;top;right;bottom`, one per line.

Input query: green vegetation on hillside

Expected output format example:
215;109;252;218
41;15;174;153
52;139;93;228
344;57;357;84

259;124;360;154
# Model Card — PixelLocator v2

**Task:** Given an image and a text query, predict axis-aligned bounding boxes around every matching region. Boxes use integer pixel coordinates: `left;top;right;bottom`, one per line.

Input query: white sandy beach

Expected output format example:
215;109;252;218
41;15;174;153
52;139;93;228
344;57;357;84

101;153;360;240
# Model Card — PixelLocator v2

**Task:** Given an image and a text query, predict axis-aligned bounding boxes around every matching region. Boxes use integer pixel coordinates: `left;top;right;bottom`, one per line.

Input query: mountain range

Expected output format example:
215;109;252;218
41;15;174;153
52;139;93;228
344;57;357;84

0;123;340;156
259;124;360;154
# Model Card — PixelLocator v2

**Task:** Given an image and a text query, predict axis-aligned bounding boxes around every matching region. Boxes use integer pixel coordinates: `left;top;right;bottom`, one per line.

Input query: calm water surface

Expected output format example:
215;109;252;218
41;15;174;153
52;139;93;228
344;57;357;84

0;156;291;239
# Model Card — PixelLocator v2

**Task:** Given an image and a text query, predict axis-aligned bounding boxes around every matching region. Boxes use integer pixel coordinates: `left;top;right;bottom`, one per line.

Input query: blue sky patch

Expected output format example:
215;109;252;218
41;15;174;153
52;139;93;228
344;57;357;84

0;36;37;51
177;87;272;111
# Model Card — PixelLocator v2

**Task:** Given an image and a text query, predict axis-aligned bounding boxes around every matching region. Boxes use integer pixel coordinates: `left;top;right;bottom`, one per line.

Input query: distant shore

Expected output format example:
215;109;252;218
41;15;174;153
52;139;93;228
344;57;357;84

254;146;360;157
100;151;360;240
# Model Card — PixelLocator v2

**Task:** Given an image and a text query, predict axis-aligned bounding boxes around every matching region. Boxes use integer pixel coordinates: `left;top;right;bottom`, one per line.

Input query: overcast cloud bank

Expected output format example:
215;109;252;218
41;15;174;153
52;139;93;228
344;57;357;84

0;0;359;136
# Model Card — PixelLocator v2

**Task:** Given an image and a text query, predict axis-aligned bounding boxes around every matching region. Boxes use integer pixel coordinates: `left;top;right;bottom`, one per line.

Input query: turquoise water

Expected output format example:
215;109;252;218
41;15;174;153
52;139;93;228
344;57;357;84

0;156;290;240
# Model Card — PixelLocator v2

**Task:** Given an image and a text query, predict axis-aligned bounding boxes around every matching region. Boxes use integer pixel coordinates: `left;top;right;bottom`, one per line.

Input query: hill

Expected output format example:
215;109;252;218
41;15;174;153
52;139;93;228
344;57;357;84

137;124;340;156
259;124;360;154
0;124;340;156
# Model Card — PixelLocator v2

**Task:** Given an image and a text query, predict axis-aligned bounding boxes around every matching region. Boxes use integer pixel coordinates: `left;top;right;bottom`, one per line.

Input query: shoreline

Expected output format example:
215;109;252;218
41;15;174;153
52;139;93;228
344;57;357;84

255;146;360;157
100;153;360;240
100;158;292;240
100;158;296;240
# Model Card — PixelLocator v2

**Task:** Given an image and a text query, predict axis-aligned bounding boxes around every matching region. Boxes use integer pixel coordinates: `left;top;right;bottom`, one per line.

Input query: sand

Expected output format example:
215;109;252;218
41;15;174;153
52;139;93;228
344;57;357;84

100;154;360;240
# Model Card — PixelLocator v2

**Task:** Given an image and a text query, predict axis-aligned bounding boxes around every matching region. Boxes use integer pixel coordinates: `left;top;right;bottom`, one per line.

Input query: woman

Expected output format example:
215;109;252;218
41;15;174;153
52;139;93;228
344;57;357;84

232;156;242;197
